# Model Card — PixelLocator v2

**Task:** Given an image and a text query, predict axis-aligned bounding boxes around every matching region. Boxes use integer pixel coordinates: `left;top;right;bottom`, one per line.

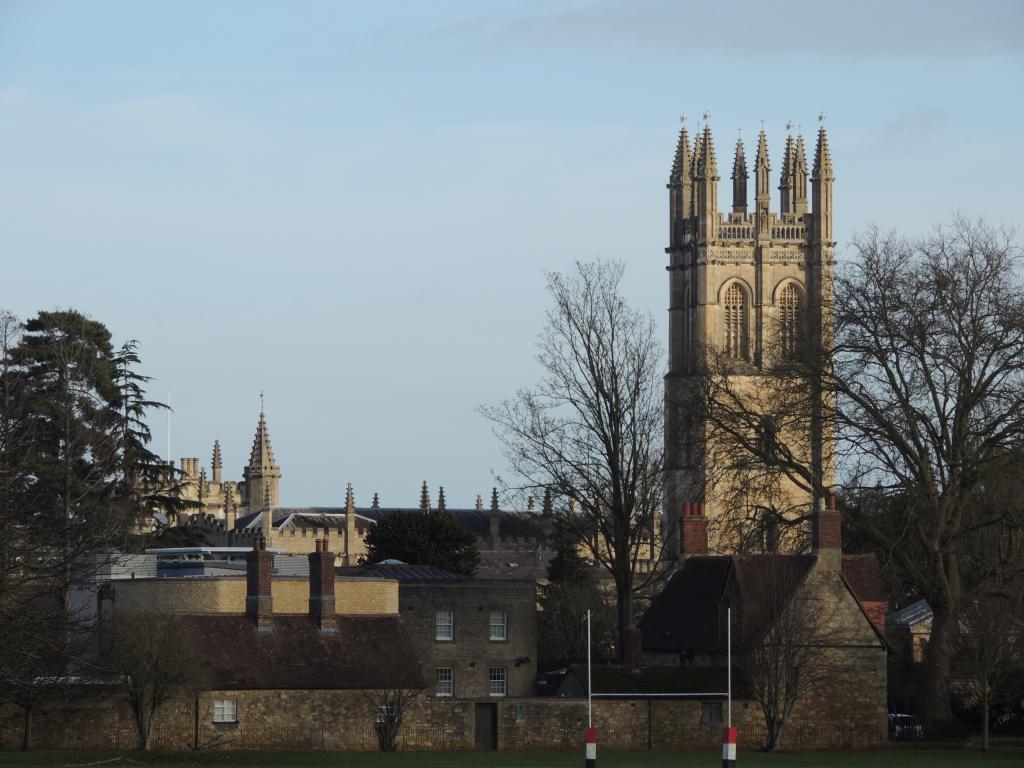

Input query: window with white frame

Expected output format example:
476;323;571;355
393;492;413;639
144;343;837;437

435;610;453;641
489;610;507;641
488;666;507;697
436;667;454;697
213;699;237;723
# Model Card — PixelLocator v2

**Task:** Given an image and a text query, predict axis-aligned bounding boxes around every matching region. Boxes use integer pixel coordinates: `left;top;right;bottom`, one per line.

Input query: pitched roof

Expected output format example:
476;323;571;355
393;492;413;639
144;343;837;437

337;563;467;582
841;554;886;602
178;614;425;691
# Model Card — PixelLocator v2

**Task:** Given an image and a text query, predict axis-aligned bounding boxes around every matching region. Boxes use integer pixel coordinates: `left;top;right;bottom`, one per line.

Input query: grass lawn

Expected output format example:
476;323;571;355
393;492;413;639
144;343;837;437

0;748;1022;768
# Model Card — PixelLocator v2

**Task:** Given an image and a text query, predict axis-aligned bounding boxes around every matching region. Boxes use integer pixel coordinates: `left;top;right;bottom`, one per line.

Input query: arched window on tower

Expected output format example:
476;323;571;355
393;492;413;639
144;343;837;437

778;283;802;359
723;283;748;360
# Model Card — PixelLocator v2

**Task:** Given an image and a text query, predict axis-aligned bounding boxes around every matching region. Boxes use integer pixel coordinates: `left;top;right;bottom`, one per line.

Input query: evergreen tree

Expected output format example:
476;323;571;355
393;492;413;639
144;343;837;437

362;511;479;576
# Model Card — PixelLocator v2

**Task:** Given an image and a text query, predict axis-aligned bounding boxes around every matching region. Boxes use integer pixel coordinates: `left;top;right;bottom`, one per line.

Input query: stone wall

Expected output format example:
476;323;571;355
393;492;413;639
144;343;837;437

0;691;884;751
109;576;398;616
398;580;537;698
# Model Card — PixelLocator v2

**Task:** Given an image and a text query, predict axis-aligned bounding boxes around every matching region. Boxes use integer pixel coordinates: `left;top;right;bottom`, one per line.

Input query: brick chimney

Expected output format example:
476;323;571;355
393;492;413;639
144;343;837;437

308;538;337;633
680;500;708;558
246;536;273;631
813;494;842;570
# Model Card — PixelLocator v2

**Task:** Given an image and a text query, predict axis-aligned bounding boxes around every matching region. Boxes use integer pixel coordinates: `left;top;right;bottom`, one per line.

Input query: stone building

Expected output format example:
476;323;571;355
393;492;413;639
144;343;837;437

639;498;888;747
340;562;538;701
663;116;836;553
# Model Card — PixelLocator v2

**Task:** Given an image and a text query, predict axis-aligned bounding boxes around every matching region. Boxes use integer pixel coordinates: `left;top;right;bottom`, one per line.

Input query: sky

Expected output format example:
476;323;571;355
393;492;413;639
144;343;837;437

2;0;1022;508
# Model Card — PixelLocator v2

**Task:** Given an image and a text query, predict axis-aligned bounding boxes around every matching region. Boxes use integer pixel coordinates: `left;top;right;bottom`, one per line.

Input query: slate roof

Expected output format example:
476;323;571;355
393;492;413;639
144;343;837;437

841;554;886;603
337;563;467;582
178;614;425;691
236;507;548;541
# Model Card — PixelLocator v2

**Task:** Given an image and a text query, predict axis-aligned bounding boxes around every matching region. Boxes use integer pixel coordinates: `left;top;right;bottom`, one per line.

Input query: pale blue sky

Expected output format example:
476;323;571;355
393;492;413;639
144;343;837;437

2;1;1022;507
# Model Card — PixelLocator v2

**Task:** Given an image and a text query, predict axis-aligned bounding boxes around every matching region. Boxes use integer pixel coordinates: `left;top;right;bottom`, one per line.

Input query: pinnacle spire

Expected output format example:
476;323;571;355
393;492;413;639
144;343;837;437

371;492;380;511
812;124;834;180
697;124;718;179
437;486;447;513
211;439;222;484
731;137;748;213
794;133;809;214
490;487;499;513
246;409;279;472
345;482;355;512
419;481;430;512
780;130;796;214
475;494;483;511
671;118;692;179
542;487;553;516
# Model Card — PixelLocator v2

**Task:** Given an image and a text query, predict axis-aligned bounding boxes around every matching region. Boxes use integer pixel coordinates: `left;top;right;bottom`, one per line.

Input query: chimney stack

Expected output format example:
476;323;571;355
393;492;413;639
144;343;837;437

246;536;273;631
680;500;709;557
814;494;842;570
308;538;337;633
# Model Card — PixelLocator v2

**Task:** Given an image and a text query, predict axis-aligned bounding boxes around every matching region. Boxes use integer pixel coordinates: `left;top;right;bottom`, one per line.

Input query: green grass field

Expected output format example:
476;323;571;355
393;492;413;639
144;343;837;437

0;748;1022;768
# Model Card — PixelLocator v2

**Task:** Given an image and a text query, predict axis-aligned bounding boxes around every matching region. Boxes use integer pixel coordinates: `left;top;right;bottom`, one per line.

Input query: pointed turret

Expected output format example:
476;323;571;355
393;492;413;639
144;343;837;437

695;122;719;240
437;486;447;513
371;492;380;511
811;121;835;244
475;494;483;512
668;118;693;247
755;129;771;238
731;137;748;213
793;133;809;215
489;488;500;549
211;440;222;484
243;406;281;513
419;481;430;512
345;482;357;565
779;128;796;214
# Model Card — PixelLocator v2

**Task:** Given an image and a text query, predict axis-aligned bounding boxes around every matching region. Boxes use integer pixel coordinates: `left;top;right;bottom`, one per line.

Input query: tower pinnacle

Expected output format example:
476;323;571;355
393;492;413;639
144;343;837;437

780;130;796;214
243;406;281;513
794;133;809;215
211;439;222;484
731;137;748;213
419;481;430;512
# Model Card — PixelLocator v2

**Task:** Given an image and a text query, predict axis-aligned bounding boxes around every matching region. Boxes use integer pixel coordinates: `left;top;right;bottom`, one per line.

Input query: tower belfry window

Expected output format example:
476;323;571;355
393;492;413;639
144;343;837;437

779;283;802;358
723;283;748;360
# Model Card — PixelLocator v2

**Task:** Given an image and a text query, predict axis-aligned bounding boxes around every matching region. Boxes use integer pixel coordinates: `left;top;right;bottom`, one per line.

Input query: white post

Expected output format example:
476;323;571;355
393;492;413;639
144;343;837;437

587;608;593;727
727;605;732;727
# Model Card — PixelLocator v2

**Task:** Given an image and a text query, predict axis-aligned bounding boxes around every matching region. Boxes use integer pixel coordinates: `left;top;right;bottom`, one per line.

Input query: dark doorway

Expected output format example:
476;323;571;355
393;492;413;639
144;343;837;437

474;702;498;750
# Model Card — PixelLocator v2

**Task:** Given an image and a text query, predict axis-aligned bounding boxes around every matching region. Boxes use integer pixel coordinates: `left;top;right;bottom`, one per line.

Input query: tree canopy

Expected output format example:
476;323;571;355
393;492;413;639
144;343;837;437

362;511;480;576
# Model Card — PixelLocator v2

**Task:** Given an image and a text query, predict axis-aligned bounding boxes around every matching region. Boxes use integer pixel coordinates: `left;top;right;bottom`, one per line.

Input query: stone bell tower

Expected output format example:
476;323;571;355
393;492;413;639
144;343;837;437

663;114;835;555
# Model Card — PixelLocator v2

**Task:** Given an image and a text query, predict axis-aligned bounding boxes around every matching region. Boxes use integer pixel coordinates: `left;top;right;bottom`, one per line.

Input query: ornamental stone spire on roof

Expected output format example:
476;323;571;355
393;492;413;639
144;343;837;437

437;486;447;513
247;409;278;473
371;492;380;510
211;440;222;484
671;117;692;180
419;481;430;512
812;121;834;180
731;136;748;213
793;133;809;214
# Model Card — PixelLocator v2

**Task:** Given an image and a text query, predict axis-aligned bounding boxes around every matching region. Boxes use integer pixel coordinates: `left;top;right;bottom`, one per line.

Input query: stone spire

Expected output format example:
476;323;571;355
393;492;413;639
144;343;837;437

419;481;430;512
345;482;357;566
731;136;748;213
669;117;693;241
371;492;380;511
695;121;719;240
437;486;447;513
243;405;281;513
489;488;500;549
793;133;809;215
211;440;222;484
247;410;278;473
475;494;483;511
542;487;553;516
779;126;796;214
755;129;771;238
811;120;835;244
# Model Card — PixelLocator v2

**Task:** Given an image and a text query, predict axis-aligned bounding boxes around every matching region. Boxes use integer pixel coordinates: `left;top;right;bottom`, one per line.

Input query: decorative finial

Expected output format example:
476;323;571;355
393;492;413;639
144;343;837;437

679;113;686;126
760;118;765;130
702;111;710;123
785;121;793;133
259;391;264;414
818;111;825;124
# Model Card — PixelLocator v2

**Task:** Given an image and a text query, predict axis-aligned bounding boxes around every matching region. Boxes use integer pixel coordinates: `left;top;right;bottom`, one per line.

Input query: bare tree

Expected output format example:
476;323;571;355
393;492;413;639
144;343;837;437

699;218;1024;723
740;557;836;751
106;610;198;750
481;260;664;652
958;583;1024;749
363;687;423;752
